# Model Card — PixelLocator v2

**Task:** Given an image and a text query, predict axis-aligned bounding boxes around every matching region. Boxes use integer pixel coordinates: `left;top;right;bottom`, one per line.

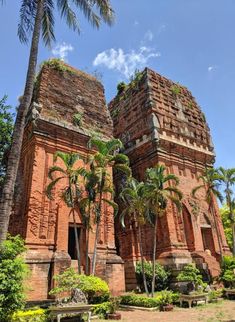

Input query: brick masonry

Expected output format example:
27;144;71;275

9;64;125;300
9;64;230;299
109;68;230;289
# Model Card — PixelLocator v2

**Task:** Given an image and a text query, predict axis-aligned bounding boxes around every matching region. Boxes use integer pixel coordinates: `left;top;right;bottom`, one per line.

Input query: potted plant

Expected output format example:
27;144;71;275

158;291;173;312
106;297;121;320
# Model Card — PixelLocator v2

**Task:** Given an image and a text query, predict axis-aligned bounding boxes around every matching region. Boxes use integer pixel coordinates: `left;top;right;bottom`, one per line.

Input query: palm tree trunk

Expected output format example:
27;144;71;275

210;203;223;262
137;223;149;296
0;0;44;244
151;216;158;297
85;202;91;275
72;209;81;274
92;188;103;275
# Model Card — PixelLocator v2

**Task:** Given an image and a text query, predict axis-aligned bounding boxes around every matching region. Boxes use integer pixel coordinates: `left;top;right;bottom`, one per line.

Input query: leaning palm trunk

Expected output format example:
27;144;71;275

151;216;158;297
0;0;44;244
210;203;223;262
137;221;149;296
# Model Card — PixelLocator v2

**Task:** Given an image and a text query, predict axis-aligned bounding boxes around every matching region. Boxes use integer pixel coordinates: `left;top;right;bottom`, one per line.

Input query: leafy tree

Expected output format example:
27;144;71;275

88;137;131;275
49;267;110;303
218;167;235;255
220;204;235;251
0;96;14;189
192;167;224;260
120;177;150;296
46;151;86;273
0;235;28;321
145;165;182;297
0;0;115;245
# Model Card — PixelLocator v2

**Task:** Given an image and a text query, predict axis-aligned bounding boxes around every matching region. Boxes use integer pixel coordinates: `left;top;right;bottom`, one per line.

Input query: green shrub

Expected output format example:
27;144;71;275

221;256;235;288
208;289;223;302
156;290;173;308
120;294;159;308
11;308;47;322
135;261;170;292
0;235;28;321
177;263;205;290
50;268;110;303
92;298;119;319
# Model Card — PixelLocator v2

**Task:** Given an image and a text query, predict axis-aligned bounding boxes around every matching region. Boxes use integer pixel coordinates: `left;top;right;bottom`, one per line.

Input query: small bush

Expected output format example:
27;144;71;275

92;298;119;319
50;268;110;303
177;263;205;291
0;235;28;321
120;294;159;308
11;308;47;322
135;261;170;292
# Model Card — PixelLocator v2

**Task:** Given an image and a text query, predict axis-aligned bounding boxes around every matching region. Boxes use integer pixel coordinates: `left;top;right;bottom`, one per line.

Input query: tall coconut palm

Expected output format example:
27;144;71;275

0;0;114;244
46;151;86;274
145;165;182;297
89;137;131;275
120;177;150;296
192;167;224;260
218;167;235;255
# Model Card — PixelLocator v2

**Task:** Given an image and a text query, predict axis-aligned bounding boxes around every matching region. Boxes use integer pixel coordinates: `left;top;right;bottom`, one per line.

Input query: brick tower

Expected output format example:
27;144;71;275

109;68;230;290
9;62;125;300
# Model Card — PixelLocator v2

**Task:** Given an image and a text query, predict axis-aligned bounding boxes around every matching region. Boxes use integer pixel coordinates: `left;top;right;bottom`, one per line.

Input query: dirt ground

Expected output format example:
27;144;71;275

94;300;235;322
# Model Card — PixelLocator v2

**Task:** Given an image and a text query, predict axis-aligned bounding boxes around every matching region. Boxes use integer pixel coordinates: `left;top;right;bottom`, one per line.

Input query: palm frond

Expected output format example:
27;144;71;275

46;176;64;199
18;0;37;44
48;165;66;180
164;186;183;200
110;153;129;165
42;0;55;47
191;185;204;198
93;0;115;25
57;0;80;32
102;198;118;216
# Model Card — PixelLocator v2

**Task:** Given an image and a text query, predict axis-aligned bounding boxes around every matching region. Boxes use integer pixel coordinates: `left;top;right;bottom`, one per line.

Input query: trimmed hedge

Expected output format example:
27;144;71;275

120;295;159;308
120;291;179;308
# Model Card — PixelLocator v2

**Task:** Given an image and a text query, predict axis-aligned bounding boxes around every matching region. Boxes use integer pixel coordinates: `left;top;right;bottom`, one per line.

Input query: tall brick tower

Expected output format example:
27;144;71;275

9;62;125;300
109;68;230;290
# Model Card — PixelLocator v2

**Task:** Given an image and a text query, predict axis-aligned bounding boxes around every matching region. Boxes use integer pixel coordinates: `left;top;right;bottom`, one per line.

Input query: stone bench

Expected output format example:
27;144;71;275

179;293;208;308
50;304;93;322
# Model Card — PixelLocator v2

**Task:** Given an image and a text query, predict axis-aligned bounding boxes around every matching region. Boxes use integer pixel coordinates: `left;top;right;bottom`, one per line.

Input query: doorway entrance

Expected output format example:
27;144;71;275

201;227;215;255
68;225;81;260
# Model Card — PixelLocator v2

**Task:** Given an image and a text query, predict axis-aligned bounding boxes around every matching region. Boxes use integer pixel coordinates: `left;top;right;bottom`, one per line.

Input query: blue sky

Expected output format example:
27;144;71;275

0;0;234;169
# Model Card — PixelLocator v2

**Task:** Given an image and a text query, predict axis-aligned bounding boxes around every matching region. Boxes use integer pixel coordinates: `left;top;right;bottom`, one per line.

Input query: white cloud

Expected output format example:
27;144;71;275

52;42;74;61
93;46;161;79
134;20;139;26
208;65;217;72
144;30;154;41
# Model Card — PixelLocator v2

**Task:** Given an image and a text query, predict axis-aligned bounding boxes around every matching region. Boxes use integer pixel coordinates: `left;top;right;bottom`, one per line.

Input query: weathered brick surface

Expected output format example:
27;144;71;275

9;64;124;300
109;68;230;289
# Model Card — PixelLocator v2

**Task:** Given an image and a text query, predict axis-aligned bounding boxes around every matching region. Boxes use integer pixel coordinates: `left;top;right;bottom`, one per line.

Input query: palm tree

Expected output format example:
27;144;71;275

0;0;114;244
145;165;182;297
46;151;86;274
120;177;150;296
192;167;224;261
79;168;99;275
218;167;235;255
88;137;131;275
